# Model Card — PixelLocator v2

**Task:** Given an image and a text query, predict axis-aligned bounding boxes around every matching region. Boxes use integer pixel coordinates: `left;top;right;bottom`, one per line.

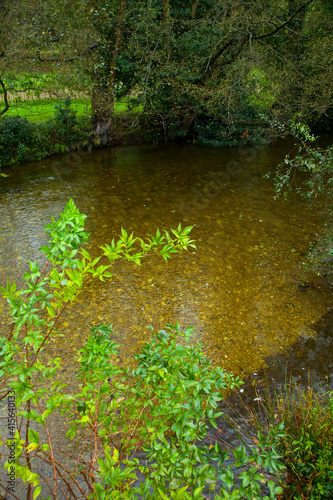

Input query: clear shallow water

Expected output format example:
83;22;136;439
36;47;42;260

0;140;332;380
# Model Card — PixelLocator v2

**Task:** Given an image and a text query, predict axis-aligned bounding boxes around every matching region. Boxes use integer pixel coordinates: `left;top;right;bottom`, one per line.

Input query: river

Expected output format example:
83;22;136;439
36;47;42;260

0;140;332;385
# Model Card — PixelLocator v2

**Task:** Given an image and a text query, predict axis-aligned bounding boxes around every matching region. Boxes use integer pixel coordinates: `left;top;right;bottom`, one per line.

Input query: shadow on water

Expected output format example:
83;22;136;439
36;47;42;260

224;307;333;420
253;307;333;389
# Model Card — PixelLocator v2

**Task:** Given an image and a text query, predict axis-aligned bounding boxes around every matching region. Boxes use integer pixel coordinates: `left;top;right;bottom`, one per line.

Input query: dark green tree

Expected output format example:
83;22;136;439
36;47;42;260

1;0;332;143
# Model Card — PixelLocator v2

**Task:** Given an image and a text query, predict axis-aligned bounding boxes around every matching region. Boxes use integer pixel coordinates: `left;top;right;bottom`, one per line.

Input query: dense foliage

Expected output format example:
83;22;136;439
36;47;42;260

254;382;333;499
0;116;35;166
0;100;92;167
1;1;333;143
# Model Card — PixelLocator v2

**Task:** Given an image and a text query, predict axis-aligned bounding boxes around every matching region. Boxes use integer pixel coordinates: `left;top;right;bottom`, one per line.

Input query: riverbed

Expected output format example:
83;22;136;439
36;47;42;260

0;140;332;383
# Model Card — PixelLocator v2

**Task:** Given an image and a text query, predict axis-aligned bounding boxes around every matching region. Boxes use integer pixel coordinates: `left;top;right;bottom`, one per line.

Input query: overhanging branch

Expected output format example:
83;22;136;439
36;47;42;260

31;42;99;63
204;0;316;77
254;0;315;41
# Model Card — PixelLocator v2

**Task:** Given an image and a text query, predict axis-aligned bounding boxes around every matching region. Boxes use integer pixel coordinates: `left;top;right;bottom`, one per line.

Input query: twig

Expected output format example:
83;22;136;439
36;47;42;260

37;402;57;499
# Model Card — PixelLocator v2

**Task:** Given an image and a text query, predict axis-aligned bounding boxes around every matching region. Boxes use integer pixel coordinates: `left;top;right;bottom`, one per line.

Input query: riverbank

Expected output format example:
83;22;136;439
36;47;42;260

0;94;274;171
0;98;147;170
2;91;332;174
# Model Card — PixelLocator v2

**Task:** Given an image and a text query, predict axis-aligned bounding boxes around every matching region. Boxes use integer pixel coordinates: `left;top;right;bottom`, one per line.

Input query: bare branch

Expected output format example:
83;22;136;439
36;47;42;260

203;0;315;78
254;0;315;41
31;42;99;63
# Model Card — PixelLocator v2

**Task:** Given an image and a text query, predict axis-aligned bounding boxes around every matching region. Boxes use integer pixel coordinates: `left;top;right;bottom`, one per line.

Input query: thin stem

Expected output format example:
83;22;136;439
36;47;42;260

120;403;148;460
37;402;57;499
31;299;71;366
0;481;21;500
25;399;32;500
39;452;89;499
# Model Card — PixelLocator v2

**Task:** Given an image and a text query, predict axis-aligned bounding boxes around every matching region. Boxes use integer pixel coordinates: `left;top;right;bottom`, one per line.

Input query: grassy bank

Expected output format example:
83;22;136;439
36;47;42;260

2;97;140;123
0;97;143;169
4;97;91;123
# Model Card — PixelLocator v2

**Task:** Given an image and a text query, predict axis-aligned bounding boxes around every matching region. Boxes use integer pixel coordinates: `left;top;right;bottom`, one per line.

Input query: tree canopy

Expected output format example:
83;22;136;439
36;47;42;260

1;0;333;140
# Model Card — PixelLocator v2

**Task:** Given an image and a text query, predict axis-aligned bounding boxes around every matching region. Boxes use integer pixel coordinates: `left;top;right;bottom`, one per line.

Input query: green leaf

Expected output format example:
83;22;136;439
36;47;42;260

112;448;119;462
28;429;40;445
33;485;41;499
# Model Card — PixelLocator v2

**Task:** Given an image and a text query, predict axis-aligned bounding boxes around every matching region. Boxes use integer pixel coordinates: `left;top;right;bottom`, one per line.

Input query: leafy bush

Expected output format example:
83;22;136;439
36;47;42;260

271;118;333;277
0;116;36;167
193;112;265;148
0;200;285;499
253;382;333;499
0;103;92;167
53;97;80;145
193;117;239;148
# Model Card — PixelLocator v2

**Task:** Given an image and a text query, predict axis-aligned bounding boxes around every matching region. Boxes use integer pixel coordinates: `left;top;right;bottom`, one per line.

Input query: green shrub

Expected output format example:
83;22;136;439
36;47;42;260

0;103;92;168
193;117;239;147
193;113;265;148
252;382;333;499
279;385;333;499
0;116;35;167
0;200;284;499
53;97;80;145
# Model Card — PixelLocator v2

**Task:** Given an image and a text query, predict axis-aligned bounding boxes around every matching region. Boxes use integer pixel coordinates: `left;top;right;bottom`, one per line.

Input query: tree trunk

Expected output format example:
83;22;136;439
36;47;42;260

91;0;126;142
91;81;113;144
162;0;170;23
0;78;10;117
191;0;199;20
109;0;125;100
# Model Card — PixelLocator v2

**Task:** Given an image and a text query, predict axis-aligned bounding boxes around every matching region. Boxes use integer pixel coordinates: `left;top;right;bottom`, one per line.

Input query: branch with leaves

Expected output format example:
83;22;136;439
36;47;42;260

0;199;285;499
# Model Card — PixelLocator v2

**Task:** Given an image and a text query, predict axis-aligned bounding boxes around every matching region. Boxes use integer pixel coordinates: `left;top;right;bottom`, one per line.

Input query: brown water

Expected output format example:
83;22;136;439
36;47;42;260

0;140;332;380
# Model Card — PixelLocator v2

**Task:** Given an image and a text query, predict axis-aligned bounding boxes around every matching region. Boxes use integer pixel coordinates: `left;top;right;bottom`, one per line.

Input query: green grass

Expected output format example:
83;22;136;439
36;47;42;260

1;97;140;123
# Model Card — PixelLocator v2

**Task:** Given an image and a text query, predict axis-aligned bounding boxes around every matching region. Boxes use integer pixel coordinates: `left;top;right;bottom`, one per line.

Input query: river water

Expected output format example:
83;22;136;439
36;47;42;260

1;140;333;384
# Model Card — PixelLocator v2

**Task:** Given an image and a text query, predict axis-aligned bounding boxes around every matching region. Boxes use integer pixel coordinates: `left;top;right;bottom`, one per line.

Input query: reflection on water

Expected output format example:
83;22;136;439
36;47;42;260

0;141;332;380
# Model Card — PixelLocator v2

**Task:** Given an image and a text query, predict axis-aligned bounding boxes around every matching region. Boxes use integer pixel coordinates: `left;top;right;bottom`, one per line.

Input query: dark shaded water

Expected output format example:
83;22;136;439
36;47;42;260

1;140;332;384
